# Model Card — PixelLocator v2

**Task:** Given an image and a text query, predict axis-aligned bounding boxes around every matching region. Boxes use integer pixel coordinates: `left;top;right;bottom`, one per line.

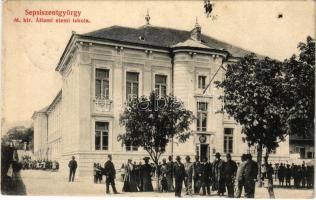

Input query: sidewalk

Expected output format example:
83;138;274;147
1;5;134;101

20;170;314;198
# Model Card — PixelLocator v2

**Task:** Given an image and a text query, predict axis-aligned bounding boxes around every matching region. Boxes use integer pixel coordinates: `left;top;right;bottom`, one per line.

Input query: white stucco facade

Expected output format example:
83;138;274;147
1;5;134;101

32;23;290;176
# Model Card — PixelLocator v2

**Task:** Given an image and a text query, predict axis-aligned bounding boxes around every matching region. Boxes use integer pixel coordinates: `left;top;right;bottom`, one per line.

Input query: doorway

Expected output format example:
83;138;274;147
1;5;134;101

200;144;209;161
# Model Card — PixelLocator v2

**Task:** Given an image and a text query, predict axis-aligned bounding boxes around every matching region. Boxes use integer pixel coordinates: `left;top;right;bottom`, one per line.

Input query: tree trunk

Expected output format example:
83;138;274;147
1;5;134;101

257;143;263;187
265;152;275;198
155;163;160;192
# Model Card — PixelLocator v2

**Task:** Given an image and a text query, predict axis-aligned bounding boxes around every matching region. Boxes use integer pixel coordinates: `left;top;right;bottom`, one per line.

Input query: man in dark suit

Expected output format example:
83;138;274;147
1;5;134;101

193;155;202;194
104;155;118;194
166;156;174;192
224;153;237;197
173;156;186;197
68;156;77;182
243;154;258;198
212;152;225;196
201;157;212;196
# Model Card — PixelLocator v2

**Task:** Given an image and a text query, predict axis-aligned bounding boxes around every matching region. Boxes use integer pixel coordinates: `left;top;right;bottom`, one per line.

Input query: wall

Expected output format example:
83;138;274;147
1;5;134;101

47;97;62;161
59;51;81;175
53;40;291;177
63;42;176;176
33;112;48;159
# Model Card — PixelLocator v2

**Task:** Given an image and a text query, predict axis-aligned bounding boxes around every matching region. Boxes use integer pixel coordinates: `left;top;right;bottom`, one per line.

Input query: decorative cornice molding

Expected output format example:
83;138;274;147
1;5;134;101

46;90;62;114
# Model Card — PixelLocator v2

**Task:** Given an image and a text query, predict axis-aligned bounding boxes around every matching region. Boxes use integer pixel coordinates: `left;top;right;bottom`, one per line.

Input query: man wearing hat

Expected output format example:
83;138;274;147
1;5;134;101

235;154;247;198
285;164;291;187
201;157;212;196
68;156;77;182
160;158;169;192
141;157;153;192
173;156;186;197
184;156;193;196
166;156;175;192
243;154;258;198
193;155;202;194
104;155;118;194
223;153;237;197
212;152;225;196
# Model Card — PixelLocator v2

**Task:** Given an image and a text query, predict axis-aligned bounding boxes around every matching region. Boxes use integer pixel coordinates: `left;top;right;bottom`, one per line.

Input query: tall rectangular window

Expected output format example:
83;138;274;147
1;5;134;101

126;72;139;101
95;122;109;150
224;128;233;153
197;102;208;131
198;76;206;89
95;69;109;99
155;75;167;98
125;140;138;151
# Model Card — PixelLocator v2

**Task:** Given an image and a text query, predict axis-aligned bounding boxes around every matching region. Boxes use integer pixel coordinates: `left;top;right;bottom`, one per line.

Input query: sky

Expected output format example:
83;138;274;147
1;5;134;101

2;0;315;127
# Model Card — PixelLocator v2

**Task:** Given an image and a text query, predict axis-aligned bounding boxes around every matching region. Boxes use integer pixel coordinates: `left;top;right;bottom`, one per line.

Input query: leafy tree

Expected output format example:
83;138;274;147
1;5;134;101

118;91;195;189
215;54;287;192
2;126;34;151
282;36;315;138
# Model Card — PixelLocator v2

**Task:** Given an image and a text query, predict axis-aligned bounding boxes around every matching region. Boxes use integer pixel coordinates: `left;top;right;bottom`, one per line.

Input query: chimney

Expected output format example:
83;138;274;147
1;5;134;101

191;17;201;41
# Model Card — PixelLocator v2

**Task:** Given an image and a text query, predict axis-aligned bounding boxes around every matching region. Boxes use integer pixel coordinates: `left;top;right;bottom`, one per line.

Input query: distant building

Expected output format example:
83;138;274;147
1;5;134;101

32;92;61;161
32;16;290;176
290;134;314;160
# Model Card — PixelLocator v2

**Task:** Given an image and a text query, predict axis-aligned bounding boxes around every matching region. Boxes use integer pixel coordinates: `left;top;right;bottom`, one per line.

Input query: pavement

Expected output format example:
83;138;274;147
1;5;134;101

18;170;314;198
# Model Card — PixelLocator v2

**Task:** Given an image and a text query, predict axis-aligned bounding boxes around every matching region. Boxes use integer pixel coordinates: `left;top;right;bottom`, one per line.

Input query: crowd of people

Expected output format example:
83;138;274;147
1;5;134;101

274;162;314;188
21;155;59;171
86;152;260;197
122;157;154;192
65;153;314;198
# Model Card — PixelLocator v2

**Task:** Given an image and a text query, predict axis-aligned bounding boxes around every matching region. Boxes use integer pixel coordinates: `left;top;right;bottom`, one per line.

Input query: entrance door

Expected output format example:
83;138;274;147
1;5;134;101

200;144;209;161
300;147;306;159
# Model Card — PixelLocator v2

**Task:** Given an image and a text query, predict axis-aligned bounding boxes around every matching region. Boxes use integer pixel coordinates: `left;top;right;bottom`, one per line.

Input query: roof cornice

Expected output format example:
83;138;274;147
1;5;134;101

172;47;229;59
55;32;245;73
46;90;62;114
31;110;47;120
77;35;171;53
55;33;78;72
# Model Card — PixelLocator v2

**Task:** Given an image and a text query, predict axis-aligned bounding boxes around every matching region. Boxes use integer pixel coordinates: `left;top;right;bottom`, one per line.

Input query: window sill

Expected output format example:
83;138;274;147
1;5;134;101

193;131;215;135
194;93;213;98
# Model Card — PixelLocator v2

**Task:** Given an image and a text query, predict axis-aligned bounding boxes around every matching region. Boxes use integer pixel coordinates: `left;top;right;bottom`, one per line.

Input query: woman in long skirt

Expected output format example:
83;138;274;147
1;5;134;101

141;157;154;192
122;159;138;192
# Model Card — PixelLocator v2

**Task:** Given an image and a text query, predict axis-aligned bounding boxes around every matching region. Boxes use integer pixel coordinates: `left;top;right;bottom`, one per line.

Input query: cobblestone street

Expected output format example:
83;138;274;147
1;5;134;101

20;170;314;198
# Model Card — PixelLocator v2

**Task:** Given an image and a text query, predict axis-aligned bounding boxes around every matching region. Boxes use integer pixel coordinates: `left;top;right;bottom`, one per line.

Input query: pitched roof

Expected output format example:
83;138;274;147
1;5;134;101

83;25;253;58
32;90;62;119
172;38;212;49
31;106;48;119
